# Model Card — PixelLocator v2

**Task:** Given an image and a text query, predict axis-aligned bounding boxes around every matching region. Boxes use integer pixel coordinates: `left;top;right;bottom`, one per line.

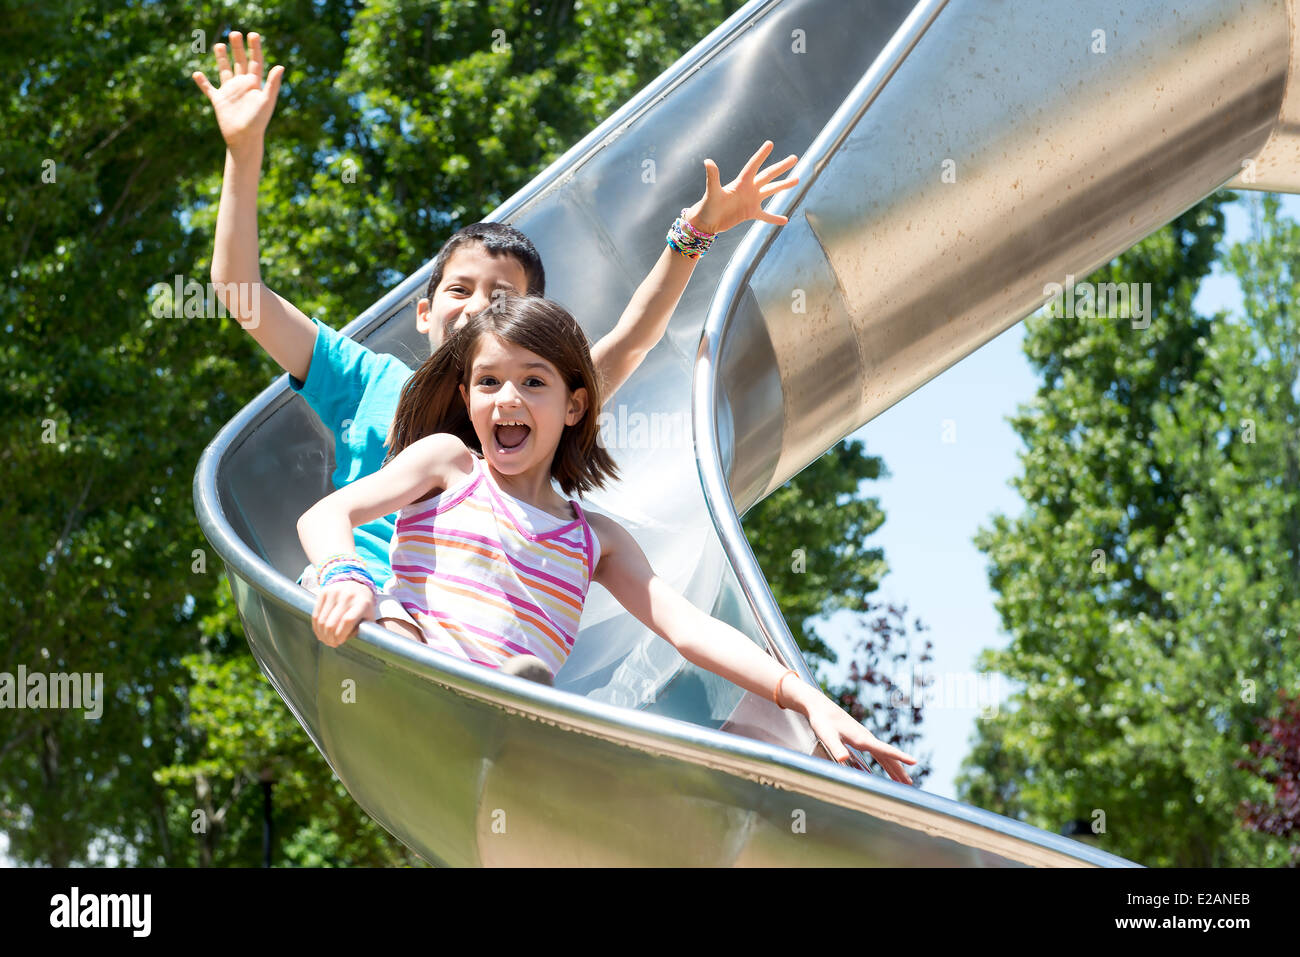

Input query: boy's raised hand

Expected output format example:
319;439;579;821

192;31;284;155
685;140;801;235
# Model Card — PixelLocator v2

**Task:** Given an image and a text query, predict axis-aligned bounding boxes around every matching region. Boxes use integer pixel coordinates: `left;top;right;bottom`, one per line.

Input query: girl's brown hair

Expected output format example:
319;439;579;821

384;293;619;497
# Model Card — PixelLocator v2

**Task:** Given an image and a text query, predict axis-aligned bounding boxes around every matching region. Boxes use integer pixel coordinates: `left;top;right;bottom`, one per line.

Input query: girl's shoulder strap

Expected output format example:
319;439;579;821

570;500;599;577
428;449;482;514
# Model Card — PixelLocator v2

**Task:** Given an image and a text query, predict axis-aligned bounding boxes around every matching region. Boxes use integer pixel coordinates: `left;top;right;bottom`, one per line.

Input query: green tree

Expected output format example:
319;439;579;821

742;441;935;777
1235;689;1300;864
2;0;362;866
958;193;1300;866
743;439;889;666
3;0;754;865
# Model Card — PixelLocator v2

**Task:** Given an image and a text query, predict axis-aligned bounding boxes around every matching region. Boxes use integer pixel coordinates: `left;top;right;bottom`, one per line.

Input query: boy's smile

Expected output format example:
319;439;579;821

416;244;529;352
459;334;587;507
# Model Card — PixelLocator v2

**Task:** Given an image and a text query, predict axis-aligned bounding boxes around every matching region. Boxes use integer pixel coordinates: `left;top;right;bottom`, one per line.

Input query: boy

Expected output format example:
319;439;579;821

193;31;799;590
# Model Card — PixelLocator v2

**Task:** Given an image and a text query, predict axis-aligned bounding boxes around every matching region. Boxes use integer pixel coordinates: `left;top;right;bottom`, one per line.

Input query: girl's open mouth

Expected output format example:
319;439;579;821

494;423;531;454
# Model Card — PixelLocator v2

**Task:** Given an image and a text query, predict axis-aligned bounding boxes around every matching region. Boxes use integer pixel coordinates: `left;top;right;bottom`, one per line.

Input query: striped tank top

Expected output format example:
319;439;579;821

382;452;601;675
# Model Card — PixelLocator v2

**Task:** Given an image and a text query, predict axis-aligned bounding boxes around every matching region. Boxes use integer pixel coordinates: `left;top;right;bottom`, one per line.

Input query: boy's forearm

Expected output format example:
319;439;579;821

208;143;317;381
621;245;697;345
596;246;697;397
679;617;824;718
211;146;265;285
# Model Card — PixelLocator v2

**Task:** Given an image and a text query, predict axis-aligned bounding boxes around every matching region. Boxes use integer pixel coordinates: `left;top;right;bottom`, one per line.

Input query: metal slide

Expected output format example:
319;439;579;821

194;0;1300;866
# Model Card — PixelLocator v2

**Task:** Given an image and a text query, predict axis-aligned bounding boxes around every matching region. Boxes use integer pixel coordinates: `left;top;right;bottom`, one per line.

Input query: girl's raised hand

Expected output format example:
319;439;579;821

684;140;800;235
311;581;376;647
804;697;919;785
192;31;285;155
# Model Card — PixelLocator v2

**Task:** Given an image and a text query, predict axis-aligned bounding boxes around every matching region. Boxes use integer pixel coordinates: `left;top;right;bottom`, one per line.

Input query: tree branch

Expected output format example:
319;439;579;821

91;155;151;241
46;471;95;579
81;115;137;162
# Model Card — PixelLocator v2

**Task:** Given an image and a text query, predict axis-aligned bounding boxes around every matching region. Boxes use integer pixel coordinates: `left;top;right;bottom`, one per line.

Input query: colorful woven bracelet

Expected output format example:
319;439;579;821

316;556;368;579
320;570;377;594
316;555;376;592
667;223;713;255
666;210;717;259
317;558;371;582
678;207;717;238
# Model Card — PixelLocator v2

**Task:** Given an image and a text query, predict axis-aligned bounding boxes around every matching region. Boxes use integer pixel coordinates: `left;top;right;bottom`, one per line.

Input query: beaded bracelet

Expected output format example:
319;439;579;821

666;208;717;259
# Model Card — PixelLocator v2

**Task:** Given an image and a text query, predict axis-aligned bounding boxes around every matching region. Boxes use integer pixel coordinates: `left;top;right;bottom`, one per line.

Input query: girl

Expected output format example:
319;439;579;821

296;294;918;784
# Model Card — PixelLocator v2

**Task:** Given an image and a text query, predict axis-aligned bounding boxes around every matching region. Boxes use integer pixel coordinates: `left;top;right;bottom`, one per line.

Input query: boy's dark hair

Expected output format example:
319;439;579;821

385;293;618;497
424;222;545;301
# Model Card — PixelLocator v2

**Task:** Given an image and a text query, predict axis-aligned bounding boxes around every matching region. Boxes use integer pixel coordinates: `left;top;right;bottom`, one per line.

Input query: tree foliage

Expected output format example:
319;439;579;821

958;193;1300;866
2;0;749;866
1235;689;1300;864
743;439;889;666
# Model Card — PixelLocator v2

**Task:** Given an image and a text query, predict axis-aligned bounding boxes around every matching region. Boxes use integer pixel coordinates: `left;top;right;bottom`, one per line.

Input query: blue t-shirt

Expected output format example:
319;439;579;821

289;317;415;588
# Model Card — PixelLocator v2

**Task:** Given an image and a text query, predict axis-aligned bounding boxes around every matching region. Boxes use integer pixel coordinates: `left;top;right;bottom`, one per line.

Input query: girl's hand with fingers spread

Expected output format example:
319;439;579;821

191;31;285;155
311;581;377;647
804;696;919;785
683;140;801;235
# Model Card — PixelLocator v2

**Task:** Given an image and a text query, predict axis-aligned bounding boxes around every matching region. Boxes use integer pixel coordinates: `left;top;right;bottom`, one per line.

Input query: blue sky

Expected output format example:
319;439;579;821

815;190;1292;807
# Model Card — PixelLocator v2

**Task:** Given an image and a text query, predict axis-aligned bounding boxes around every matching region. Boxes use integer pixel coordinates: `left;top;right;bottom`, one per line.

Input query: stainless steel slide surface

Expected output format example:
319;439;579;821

195;0;1300;866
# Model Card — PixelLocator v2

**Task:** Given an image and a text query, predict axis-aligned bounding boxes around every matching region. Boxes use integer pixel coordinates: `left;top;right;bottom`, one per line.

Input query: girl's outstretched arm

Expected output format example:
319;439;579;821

296;433;472;646
588;513;918;784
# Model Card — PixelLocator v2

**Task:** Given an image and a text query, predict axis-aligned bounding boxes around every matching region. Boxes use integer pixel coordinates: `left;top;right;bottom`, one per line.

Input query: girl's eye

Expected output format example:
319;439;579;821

478;376;498;386
525;377;544;387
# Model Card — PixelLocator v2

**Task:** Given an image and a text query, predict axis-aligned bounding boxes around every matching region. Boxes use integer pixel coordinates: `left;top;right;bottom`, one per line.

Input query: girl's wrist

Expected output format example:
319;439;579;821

226;139;265;166
779;675;823;717
683;200;720;236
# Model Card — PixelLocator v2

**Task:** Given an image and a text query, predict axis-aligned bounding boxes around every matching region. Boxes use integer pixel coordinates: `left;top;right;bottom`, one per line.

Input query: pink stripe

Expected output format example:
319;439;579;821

414;608;537;658
403;475;480;526
405;531;585;604
572;501;595;579
435;570;573;639
407;625;496;667
395;562;572;627
482;474;584;541
456;495;588;560
422;523;586;599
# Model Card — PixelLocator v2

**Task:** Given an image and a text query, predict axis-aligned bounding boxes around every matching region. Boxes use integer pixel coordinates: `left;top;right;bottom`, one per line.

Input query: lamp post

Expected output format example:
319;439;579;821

1061;818;1098;847
259;767;275;867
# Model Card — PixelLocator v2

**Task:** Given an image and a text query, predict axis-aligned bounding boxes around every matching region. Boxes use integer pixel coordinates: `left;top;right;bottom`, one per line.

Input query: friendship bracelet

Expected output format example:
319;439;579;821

773;668;798;709
320;571;378;595
679;207;717;238
666;209;717;259
317;560;372;584
667;219;715;253
317;558;369;580
316;564;369;587
316;555;376;593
